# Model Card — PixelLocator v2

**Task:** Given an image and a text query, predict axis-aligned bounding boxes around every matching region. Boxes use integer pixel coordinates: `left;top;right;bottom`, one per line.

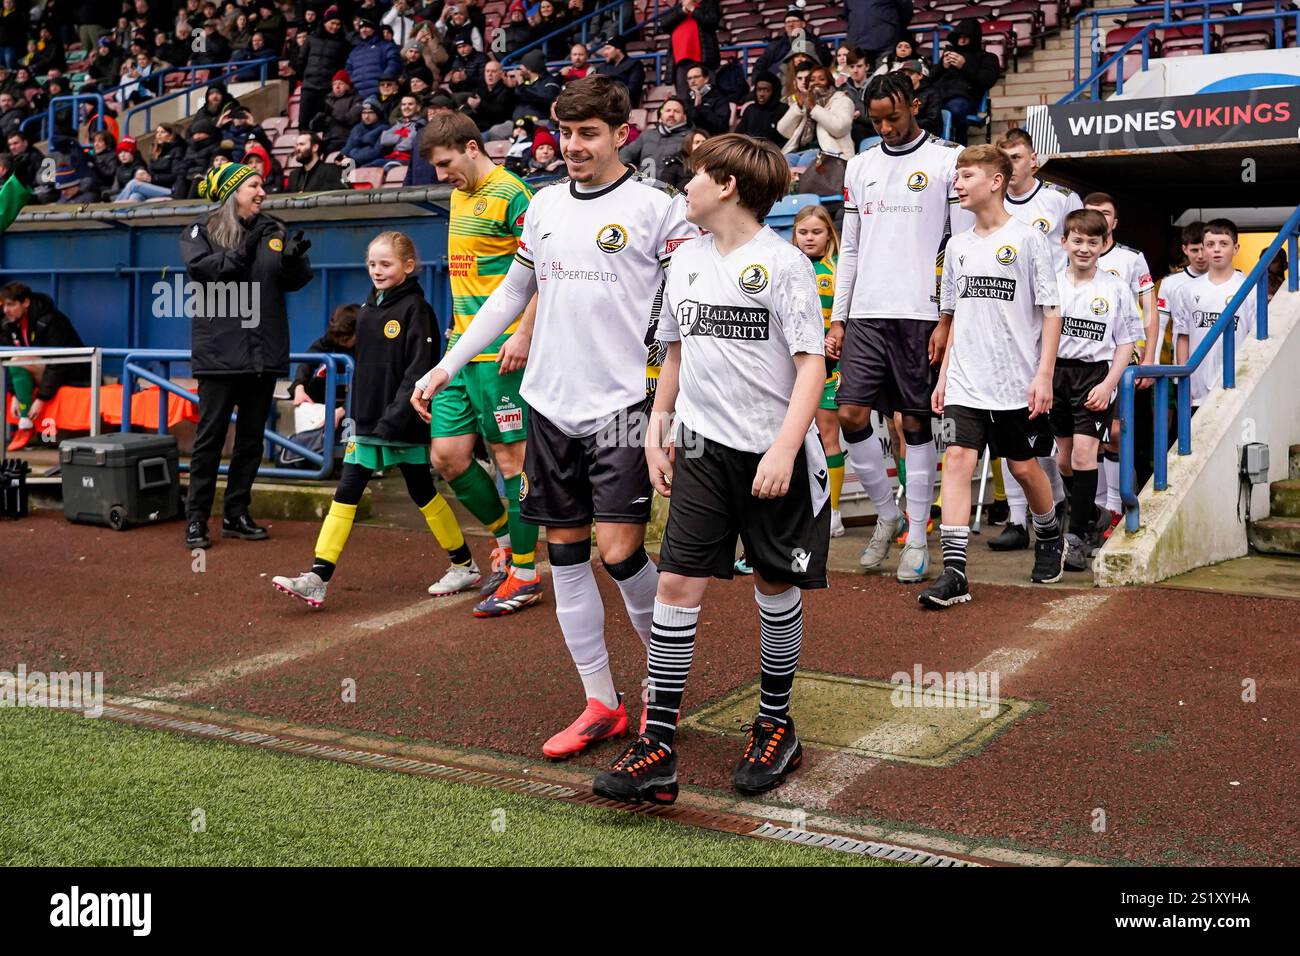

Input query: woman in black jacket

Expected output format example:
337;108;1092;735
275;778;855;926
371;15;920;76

178;161;314;549
271;231;479;608
298;12;352;141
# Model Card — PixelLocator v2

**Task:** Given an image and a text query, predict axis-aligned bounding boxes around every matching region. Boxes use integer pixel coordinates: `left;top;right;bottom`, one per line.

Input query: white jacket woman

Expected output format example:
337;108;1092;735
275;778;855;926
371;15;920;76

777;82;855;159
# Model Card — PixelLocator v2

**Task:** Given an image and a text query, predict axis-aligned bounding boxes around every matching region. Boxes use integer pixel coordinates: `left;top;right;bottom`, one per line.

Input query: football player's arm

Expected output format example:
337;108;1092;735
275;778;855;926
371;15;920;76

1030;238;1060;417
647;338;681;497
827;201;858;355
412;259;537;399
1090;334;1136;411
497;293;537;373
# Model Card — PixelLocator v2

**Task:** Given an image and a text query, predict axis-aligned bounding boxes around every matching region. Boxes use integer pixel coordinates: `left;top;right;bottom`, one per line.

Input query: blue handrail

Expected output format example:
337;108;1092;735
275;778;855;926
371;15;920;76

123;57;278;138
500;0;643;67
1069;1;1293;102
1116;204;1300;532
110;348;354;481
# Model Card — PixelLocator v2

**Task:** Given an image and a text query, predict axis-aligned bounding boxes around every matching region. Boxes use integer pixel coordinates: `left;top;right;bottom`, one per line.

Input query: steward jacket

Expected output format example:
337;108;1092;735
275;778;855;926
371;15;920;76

350;276;439;444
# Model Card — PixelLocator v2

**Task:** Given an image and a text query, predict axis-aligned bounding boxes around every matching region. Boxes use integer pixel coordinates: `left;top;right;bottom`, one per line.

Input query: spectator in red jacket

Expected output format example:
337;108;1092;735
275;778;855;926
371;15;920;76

662;0;721;99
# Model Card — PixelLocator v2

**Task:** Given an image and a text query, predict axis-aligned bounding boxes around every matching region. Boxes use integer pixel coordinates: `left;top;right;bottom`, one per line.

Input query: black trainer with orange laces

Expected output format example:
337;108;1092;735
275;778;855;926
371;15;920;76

732;716;803;795
592;735;679;805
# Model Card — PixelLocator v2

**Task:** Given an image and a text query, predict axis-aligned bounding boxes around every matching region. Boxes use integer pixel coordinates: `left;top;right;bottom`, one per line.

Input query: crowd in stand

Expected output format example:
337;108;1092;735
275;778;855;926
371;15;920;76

0;1;1005;205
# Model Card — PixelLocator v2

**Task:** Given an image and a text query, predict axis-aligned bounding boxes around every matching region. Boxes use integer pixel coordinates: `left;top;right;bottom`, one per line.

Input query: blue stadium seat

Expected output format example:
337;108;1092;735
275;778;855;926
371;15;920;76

765;193;822;240
859;135;881;152
966;92;991;143
941;109;953;142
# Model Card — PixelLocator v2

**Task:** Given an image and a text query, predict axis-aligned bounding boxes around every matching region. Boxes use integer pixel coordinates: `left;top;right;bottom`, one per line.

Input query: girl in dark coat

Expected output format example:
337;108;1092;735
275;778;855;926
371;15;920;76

177;161;314;549
271;231;479;608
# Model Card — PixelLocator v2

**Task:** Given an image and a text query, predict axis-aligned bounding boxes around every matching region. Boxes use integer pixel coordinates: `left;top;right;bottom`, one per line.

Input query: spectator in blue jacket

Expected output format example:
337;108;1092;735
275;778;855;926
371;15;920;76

846;0;914;66
341;97;390;166
345;15;401;100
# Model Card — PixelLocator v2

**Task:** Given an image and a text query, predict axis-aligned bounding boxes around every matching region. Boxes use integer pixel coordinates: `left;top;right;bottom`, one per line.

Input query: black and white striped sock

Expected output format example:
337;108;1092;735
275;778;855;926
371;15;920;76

1031;507;1060;542
756;587;803;725
940;524;970;577
644;601;699;748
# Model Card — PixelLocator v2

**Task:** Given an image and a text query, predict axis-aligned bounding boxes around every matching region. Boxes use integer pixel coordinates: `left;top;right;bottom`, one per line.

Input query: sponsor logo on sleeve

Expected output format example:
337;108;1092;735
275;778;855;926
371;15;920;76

269;237;284;252
596;223;629;253
514;211;526;228
738;263;770;294
664;237;689;254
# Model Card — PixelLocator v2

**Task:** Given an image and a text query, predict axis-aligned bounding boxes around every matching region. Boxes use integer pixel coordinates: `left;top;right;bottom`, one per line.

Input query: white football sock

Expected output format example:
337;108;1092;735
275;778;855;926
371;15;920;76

1002;458;1028;526
611;557;658;650
904;440;937;547
1104;456;1121;513
550;561;615;708
1040;454;1066;504
846;435;899;522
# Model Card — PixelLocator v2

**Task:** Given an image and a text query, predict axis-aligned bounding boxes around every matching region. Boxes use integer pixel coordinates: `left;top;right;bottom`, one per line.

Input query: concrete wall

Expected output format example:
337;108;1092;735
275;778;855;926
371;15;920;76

1096;286;1300;585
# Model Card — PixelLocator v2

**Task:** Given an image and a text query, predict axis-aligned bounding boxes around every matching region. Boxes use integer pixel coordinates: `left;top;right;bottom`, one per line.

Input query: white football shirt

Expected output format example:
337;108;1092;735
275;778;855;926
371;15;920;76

1098;241;1155;298
940;217;1058;410
1004;179;1083;272
1155;266;1204;354
515;167;696;436
1171;271;1256;405
659;228;824;453
834;132;974;322
1055;269;1141;363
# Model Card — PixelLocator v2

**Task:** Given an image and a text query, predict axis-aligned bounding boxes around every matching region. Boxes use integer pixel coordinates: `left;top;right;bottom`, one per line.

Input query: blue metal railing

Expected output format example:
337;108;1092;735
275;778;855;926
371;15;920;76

500;0;644;67
122;57;278;138
1070;0;1295;102
108;348;354;481
1116;205;1300;532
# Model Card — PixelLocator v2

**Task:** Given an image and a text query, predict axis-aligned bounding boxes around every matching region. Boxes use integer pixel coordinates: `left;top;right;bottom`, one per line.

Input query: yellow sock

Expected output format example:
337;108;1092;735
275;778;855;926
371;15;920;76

419;493;467;555
991;456;1007;501
315;501;357;565
829;464;844;511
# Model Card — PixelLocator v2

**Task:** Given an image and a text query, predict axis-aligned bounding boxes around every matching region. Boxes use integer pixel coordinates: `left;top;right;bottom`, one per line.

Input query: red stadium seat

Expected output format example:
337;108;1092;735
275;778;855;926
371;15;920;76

980;20;1017;69
1161;24;1223;56
485;140;510;162
349;167;383;188
1220;18;1275;52
1102;25;1161;86
383;164;408;185
261;117;289;138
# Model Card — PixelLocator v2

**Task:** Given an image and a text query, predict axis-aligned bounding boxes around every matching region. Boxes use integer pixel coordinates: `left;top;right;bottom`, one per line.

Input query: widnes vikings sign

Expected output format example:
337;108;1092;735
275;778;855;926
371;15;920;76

1024;86;1300;154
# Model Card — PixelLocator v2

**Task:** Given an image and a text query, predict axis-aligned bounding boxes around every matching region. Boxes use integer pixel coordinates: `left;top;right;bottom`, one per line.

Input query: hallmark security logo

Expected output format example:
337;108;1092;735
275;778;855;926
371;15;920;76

152;275;261;329
676;300;770;340
50;887;151;936
1062;315;1108;341
956;275;1017;301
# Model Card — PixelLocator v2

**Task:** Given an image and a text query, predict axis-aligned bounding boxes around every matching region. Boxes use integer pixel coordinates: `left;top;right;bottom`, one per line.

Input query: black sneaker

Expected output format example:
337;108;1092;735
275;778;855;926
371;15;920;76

988;522;1029;551
593;735;679;805
221;514;269;540
918;567;971;608
185;518;211;550
986;499;1009;525
733;716;803;795
1031;534;1066;583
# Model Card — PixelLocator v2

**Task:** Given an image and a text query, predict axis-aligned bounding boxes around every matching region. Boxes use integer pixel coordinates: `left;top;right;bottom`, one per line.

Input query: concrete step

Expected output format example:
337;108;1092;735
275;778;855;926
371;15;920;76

1249;517;1300;556
994;91;1057;109
1291;444;1300;480
1271;479;1300;518
1001;68;1075;88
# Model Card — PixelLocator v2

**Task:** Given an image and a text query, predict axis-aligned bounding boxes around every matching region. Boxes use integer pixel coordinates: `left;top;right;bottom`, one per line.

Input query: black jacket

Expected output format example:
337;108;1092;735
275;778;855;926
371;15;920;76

846;0;914;55
661;0;722;70
685;84;730;135
930;19;1000;104
513;70;562;122
735;98;787;146
318;90;362;148
180;213;314;377
286;158;345;194
350;277;438;445
293;333;355;406
469;80;515;131
596;54;645;107
1;293;88;399
301;28;352;93
750;31;832;85
147;139;185;190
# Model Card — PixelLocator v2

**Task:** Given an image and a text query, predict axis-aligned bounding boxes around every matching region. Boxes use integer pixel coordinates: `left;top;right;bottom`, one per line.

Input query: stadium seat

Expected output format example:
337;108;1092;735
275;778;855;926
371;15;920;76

981;20;1018;69
859;135;882;151
485;140;510;162
1161;24;1223;57
273;131;299;151
1103;26;1161;86
1220;18;1274;52
383;164;408;185
766;194;823;240
941;109;953;141
261;117;289;138
349;167;383;188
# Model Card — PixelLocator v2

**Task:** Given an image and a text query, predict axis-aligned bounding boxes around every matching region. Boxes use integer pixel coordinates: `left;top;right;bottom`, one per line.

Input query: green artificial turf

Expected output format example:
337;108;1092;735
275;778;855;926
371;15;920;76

0;708;891;867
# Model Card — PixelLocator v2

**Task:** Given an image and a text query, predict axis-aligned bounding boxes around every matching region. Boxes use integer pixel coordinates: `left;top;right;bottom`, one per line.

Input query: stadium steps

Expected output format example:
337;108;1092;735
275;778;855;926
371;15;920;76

1248;447;1300;556
989;0;1135;139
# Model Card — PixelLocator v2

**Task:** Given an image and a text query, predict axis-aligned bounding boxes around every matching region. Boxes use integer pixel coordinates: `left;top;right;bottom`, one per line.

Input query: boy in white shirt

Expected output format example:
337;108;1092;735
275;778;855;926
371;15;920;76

593;134;828;804
922;145;1063;609
1051;209;1140;570
1173;218;1256;408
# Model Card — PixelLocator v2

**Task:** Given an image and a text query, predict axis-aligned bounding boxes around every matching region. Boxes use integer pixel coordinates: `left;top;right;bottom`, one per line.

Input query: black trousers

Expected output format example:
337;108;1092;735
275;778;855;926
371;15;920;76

186;373;278;521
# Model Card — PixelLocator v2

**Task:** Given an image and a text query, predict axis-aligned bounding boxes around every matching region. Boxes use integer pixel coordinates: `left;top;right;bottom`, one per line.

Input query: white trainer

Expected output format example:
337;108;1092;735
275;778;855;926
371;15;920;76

859;513;903;569
272;571;327;608
829;509;846;538
896;541;931;583
428;562;482;596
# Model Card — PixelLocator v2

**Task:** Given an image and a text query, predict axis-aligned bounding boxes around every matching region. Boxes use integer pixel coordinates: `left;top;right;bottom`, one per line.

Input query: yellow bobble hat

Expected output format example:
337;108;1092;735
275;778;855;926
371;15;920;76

197;162;256;204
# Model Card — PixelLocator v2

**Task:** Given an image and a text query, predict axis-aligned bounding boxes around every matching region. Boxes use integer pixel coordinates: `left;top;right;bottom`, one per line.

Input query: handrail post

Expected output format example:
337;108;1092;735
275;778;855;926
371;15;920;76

1119;368;1139;532
1153;376;1169;490
1288;233;1298;293
1222;310;1235;389
120;357;135;433
1176;377;1192;455
1256;273;1269;341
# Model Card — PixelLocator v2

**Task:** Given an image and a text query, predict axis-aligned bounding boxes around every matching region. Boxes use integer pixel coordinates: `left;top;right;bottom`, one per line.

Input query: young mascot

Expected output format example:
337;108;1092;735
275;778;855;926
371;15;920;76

922;145;1063;609
593;134;829;804
272;232;478;606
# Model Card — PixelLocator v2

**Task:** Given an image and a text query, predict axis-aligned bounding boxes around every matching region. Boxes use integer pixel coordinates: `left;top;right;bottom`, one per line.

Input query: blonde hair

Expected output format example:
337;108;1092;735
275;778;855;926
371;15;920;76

368;231;418;265
792;204;839;260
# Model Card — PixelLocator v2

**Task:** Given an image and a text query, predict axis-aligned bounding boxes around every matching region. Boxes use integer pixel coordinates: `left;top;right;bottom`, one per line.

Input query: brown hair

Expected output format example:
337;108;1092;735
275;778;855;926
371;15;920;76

554;74;630;128
368;231;418;265
793;204;840;260
0;281;32;302
956;144;1012;194
689;133;790;219
1083;191;1115;209
1063;208;1109;240
1204;217;1238;243
327;302;360;340
419;110;485;156
997;128;1034;151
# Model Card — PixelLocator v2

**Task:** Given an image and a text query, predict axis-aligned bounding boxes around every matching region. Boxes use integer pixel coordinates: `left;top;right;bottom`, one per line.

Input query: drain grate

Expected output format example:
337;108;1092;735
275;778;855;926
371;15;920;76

95;702;980;866
748;823;974;866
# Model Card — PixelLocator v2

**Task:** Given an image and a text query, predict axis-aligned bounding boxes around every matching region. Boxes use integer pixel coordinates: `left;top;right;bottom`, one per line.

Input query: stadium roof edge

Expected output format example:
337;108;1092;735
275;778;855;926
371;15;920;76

9;184;456;231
